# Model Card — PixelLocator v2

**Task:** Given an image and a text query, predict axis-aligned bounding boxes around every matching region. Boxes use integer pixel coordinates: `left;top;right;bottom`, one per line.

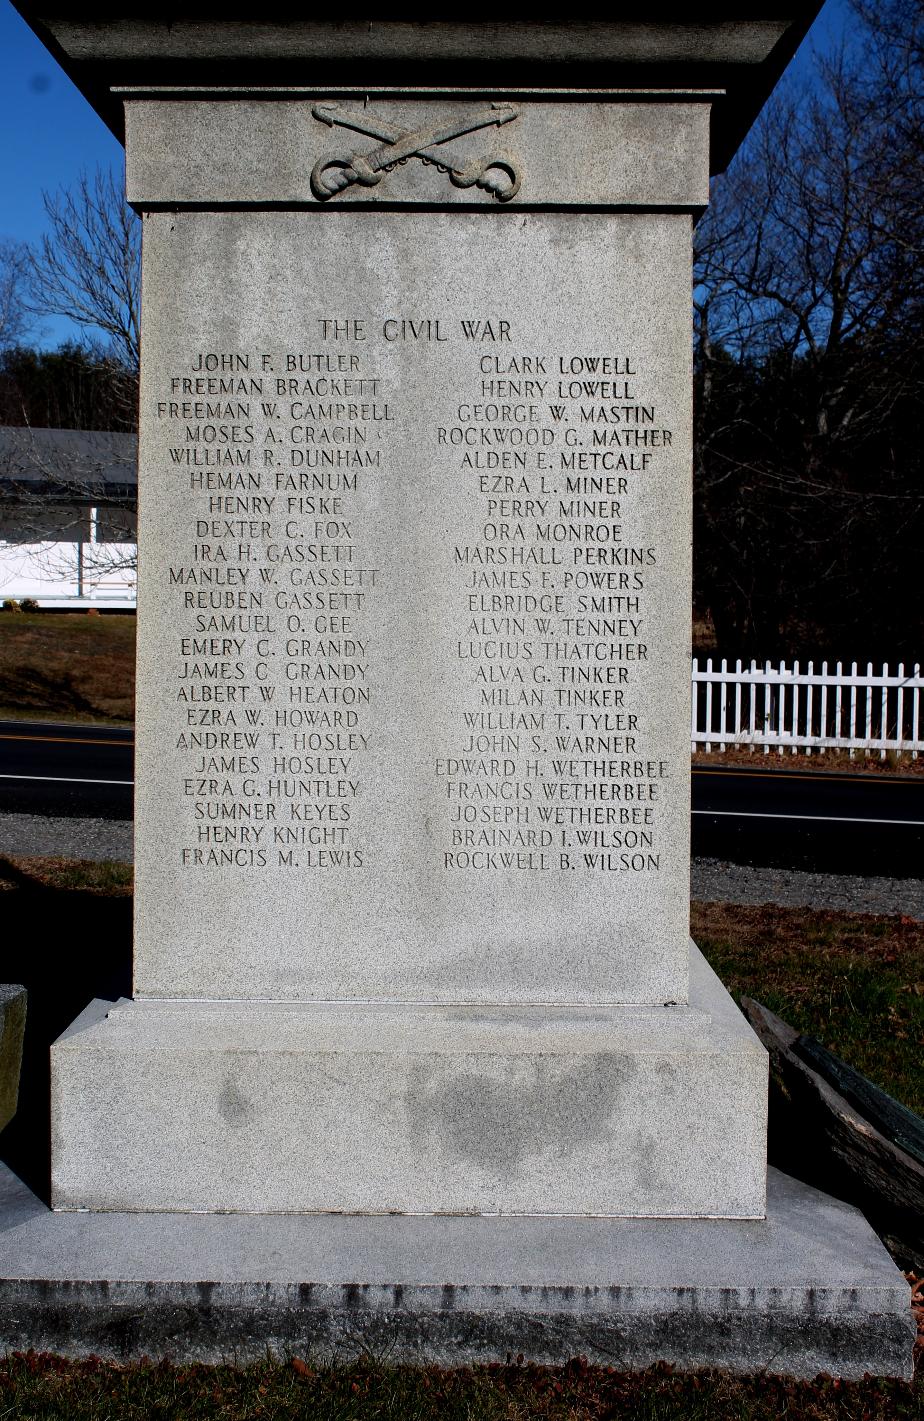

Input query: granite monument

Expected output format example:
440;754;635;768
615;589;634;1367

5;11;913;1377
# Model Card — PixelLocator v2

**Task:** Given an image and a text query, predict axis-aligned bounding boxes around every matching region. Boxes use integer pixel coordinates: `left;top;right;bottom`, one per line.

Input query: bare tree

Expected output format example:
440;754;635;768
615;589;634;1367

0;240;31;350
692;0;924;657
0;342;134;431
26;166;141;377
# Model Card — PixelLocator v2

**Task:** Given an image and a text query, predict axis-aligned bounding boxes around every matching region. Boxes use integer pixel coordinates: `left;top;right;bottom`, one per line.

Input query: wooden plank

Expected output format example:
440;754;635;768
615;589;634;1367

795;1034;924;1169
740;996;924;1271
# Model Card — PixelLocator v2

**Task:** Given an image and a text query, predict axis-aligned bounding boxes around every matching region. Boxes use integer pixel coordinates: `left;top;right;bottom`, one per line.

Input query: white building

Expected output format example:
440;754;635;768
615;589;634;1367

0;426;137;608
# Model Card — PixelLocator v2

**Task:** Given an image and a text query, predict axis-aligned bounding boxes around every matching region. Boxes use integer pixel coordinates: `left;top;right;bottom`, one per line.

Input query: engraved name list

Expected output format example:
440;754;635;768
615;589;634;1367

152;314;675;885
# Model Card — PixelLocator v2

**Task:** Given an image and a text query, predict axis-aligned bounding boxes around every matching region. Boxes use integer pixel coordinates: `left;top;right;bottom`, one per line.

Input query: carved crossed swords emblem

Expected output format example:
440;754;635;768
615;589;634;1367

311;102;522;203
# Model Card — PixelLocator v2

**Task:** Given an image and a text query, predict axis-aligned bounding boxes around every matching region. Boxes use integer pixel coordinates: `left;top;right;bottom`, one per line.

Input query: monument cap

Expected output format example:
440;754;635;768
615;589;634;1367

12;9;821;171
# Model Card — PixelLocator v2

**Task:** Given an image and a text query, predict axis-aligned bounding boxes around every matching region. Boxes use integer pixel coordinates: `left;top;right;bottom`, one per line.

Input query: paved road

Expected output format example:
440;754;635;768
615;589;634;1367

692;762;924;876
0;720;133;820
1;720;923;876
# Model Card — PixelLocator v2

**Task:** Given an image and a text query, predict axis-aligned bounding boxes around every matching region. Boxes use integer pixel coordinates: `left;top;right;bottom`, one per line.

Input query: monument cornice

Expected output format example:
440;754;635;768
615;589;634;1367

13;9;821;172
122;93;714;211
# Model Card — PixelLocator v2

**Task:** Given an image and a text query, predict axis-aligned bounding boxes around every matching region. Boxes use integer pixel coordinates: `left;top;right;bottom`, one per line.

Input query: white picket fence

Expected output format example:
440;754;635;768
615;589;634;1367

691;659;924;758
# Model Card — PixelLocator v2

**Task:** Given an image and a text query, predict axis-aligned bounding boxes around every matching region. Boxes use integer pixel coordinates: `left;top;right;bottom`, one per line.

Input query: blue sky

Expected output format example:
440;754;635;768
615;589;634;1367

1;2;123;346
1;1;853;348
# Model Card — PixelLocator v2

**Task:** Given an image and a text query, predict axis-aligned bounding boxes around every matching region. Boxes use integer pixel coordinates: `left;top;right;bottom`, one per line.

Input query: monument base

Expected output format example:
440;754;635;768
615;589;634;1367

0;1164;912;1378
51;946;766;1217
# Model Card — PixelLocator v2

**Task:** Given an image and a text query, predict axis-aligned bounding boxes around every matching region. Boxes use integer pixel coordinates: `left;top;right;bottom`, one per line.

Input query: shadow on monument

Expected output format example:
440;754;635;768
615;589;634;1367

0;864;131;1201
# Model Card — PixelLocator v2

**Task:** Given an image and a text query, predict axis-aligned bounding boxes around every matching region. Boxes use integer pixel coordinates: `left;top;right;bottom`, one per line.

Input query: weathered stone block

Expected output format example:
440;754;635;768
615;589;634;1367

51;946;766;1216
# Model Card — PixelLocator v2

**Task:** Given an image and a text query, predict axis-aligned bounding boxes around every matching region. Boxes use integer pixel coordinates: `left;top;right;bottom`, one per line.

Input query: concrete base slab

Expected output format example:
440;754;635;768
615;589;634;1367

51;945;767;1217
0;1164;912;1377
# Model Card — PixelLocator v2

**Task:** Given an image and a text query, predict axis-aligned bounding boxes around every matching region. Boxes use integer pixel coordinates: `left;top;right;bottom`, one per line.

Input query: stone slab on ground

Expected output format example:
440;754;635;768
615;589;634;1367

50;946;766;1218
0;1163;912;1378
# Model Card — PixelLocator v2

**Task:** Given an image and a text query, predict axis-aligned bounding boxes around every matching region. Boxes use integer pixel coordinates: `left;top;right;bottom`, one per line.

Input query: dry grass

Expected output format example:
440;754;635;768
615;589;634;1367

0;610;135;722
693;900;924;1114
0;854;132;894
693;745;924;776
0;1354;920;1420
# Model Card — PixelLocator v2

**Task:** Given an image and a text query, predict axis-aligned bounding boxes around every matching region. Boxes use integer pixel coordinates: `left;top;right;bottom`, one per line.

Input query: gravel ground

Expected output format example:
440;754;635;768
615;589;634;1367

0;814;921;921
0;813;132;865
692;856;924;921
